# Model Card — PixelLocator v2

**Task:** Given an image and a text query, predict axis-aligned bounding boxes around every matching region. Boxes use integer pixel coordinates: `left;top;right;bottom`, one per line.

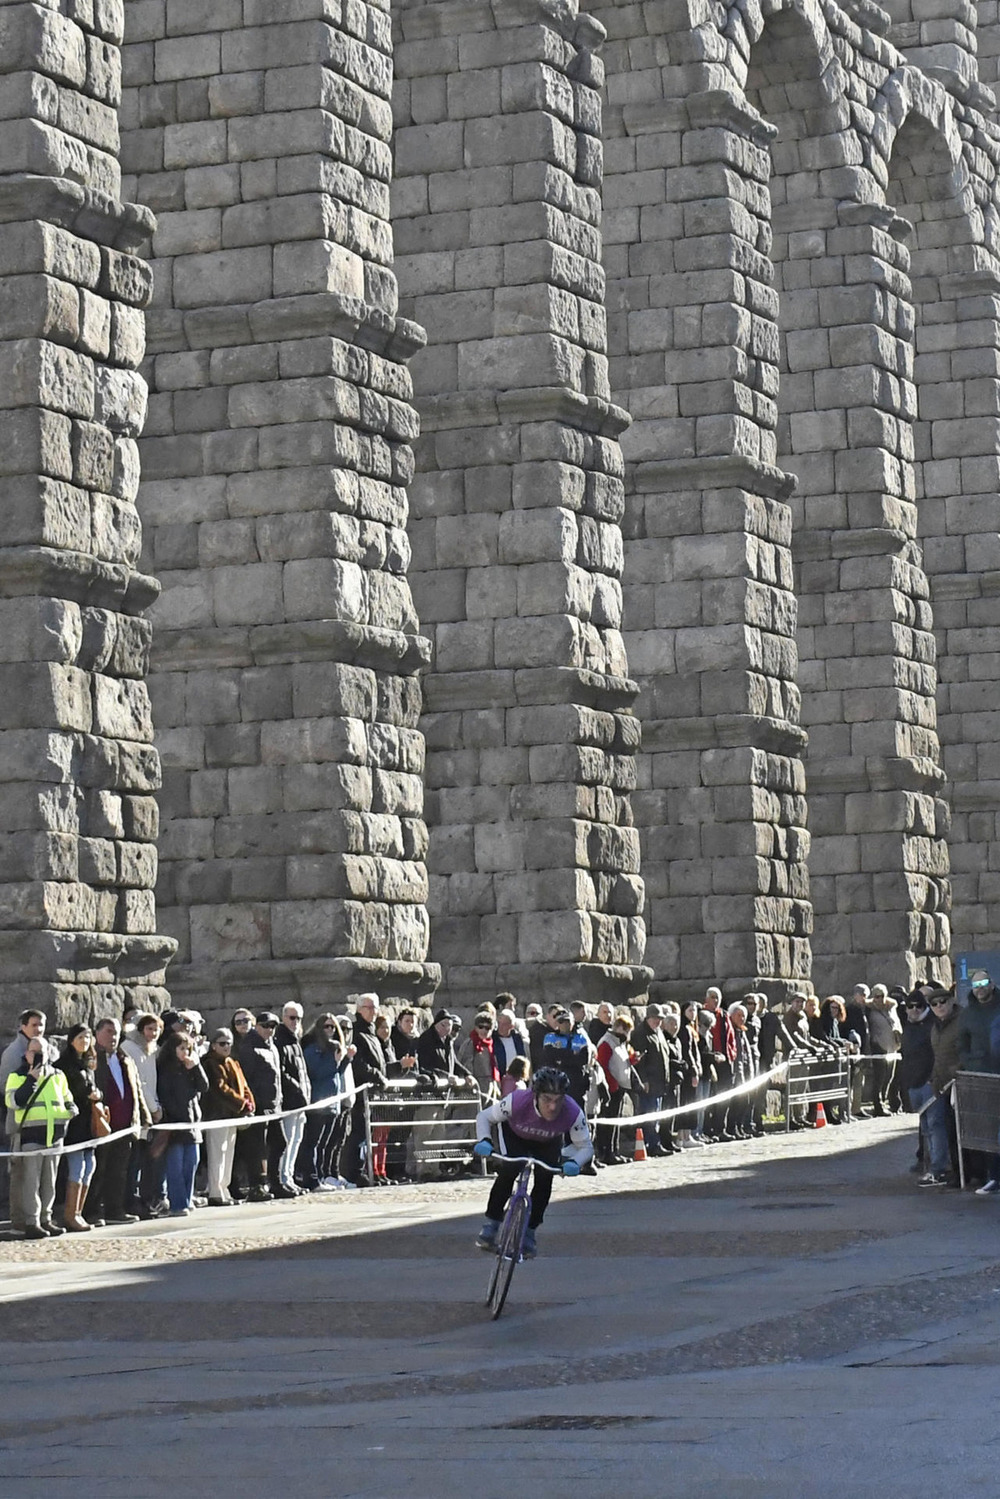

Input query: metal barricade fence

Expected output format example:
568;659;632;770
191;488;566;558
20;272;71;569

784;1051;852;1129
954;1070;1000;1186
364;1079;485;1184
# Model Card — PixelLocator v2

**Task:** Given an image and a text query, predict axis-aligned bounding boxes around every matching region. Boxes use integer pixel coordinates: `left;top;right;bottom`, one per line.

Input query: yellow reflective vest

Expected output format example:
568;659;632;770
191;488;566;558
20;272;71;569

5;1065;76;1147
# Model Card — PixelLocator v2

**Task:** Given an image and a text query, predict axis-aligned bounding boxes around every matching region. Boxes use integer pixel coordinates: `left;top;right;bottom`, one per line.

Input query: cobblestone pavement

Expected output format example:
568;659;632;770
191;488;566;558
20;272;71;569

3;1117;1000;1497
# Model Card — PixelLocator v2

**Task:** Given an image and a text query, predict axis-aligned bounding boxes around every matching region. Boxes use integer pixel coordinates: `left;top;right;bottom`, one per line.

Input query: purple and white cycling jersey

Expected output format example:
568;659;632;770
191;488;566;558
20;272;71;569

476;1090;593;1166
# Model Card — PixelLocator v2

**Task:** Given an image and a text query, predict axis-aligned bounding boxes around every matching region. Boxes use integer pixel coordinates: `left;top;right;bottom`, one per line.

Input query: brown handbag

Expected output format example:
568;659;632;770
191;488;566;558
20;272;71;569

90;1101;112;1139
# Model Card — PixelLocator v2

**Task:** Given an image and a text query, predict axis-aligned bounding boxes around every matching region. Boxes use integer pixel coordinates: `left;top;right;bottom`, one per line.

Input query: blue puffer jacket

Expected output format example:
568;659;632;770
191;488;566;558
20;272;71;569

303;1041;349;1101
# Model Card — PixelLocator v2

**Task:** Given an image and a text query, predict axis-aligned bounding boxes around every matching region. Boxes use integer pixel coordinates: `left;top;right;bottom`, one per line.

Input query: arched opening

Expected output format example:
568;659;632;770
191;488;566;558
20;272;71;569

886;108;996;962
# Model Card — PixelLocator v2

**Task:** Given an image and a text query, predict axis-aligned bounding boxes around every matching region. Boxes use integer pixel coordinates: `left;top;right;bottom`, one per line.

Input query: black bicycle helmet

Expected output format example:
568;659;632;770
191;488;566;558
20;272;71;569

532;1066;570;1096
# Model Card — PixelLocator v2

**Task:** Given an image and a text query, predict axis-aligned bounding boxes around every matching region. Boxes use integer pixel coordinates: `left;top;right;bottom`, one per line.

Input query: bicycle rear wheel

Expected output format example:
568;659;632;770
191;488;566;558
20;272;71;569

488;1194;529;1320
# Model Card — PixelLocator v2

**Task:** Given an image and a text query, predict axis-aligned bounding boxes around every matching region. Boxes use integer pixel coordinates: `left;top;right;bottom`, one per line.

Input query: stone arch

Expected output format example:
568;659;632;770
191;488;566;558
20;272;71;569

738;20;957;988
881;87;1000;961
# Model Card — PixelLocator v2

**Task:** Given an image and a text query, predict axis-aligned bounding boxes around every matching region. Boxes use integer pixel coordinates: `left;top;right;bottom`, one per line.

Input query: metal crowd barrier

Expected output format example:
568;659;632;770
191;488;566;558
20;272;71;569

953;1070;1000;1187
784;1051;852;1129
363;1078;485;1185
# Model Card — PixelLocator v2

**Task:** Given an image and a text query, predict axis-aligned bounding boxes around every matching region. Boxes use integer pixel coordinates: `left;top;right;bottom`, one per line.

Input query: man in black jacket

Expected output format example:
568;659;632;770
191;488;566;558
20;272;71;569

269;1002;312;1198
415;1009;475;1086
587;1002;614;1046
343;994;389;1186
236;1013;282;1201
846;984;873;1116
630;1004;674;1155
957;970;1000;1191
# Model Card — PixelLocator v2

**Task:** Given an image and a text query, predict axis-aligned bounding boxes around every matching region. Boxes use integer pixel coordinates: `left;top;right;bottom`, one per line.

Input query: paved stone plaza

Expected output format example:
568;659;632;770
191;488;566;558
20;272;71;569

2;1119;1000;1497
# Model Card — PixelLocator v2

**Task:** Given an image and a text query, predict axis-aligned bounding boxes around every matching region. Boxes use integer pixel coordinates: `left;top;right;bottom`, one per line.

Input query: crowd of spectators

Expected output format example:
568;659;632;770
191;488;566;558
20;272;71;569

2;969;997;1237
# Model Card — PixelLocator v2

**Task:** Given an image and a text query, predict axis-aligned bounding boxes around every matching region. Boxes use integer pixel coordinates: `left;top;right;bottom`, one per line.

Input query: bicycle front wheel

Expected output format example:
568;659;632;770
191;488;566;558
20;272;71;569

489;1194;529;1320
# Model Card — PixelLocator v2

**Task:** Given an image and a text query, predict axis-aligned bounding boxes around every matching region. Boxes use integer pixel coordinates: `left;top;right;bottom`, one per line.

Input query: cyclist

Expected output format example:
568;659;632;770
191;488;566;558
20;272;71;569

473;1065;593;1258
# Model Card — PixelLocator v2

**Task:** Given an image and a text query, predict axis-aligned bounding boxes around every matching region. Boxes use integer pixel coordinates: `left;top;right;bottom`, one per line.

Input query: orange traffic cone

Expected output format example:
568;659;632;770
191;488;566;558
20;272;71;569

634;1127;648;1162
815;1102;827;1128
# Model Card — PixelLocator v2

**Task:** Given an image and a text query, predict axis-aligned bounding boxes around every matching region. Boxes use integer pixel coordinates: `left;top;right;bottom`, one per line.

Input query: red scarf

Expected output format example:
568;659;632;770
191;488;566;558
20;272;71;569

470;1029;500;1084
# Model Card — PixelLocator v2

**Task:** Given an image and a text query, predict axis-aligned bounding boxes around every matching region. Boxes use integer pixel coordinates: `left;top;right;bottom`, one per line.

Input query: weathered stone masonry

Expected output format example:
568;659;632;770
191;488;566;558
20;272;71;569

3;0;1000;1030
0;0;174;1027
119;0;439;1016
392;0;650;1010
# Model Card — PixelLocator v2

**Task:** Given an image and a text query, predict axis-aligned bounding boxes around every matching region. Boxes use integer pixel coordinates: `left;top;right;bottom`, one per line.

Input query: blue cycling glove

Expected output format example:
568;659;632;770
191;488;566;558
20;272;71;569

562;1160;580;1176
473;1139;493;1157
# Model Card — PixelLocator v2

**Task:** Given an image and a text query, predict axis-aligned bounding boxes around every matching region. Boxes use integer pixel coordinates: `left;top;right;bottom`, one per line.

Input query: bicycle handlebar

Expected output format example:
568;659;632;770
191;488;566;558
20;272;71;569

491;1153;567;1174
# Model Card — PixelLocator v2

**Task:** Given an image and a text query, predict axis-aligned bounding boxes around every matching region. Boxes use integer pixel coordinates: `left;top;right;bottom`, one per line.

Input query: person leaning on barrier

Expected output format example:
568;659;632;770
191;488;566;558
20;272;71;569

414;1007;476;1089
957;969;1000;1193
389;1009;420;1074
1;1009;48;1235
235;1013;283;1203
5;1034;76;1239
921;989;962;1188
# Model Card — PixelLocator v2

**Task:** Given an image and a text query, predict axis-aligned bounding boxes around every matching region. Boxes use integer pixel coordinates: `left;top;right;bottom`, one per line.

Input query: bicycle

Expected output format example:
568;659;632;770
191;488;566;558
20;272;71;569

480;1154;567;1320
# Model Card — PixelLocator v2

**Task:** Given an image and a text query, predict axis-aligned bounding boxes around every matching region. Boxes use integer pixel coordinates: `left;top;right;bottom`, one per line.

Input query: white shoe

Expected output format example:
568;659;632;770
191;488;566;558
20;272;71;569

314;1180;337;1192
169;1208;191;1218
321;1176;344;1189
976;1179;1000;1195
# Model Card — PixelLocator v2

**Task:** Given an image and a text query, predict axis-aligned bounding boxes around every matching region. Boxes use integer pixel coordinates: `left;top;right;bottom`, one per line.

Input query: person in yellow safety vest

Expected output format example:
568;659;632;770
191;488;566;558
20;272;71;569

5;1036;77;1240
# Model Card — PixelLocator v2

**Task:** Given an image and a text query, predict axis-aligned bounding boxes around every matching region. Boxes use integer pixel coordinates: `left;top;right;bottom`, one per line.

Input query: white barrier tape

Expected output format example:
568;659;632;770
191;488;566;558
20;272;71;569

0;1084;369;1160
592;1064;788;1128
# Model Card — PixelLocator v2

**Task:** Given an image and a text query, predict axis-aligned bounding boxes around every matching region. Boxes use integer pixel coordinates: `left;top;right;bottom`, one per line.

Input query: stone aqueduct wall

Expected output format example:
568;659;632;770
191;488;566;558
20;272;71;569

0;0;999;1027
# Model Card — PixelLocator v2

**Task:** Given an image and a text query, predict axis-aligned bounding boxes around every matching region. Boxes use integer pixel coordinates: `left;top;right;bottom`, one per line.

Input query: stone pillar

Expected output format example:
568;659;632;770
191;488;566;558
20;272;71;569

797;202;950;991
0;0;174;1028
393;0;649;1008
919;256;1000;954
599;84;813;1002
121;0;438;1019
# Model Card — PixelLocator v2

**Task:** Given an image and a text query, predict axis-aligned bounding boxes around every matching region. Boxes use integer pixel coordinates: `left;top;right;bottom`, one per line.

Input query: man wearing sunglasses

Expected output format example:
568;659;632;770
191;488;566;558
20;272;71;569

958;970;1000;1192
920;990;961;1187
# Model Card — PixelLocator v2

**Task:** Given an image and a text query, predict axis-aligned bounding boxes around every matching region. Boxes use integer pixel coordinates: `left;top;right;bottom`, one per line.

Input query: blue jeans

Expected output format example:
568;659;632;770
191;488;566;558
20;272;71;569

921;1094;951;1175
166;1141;199;1211
695;1079;711;1134
67;1148;96;1187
